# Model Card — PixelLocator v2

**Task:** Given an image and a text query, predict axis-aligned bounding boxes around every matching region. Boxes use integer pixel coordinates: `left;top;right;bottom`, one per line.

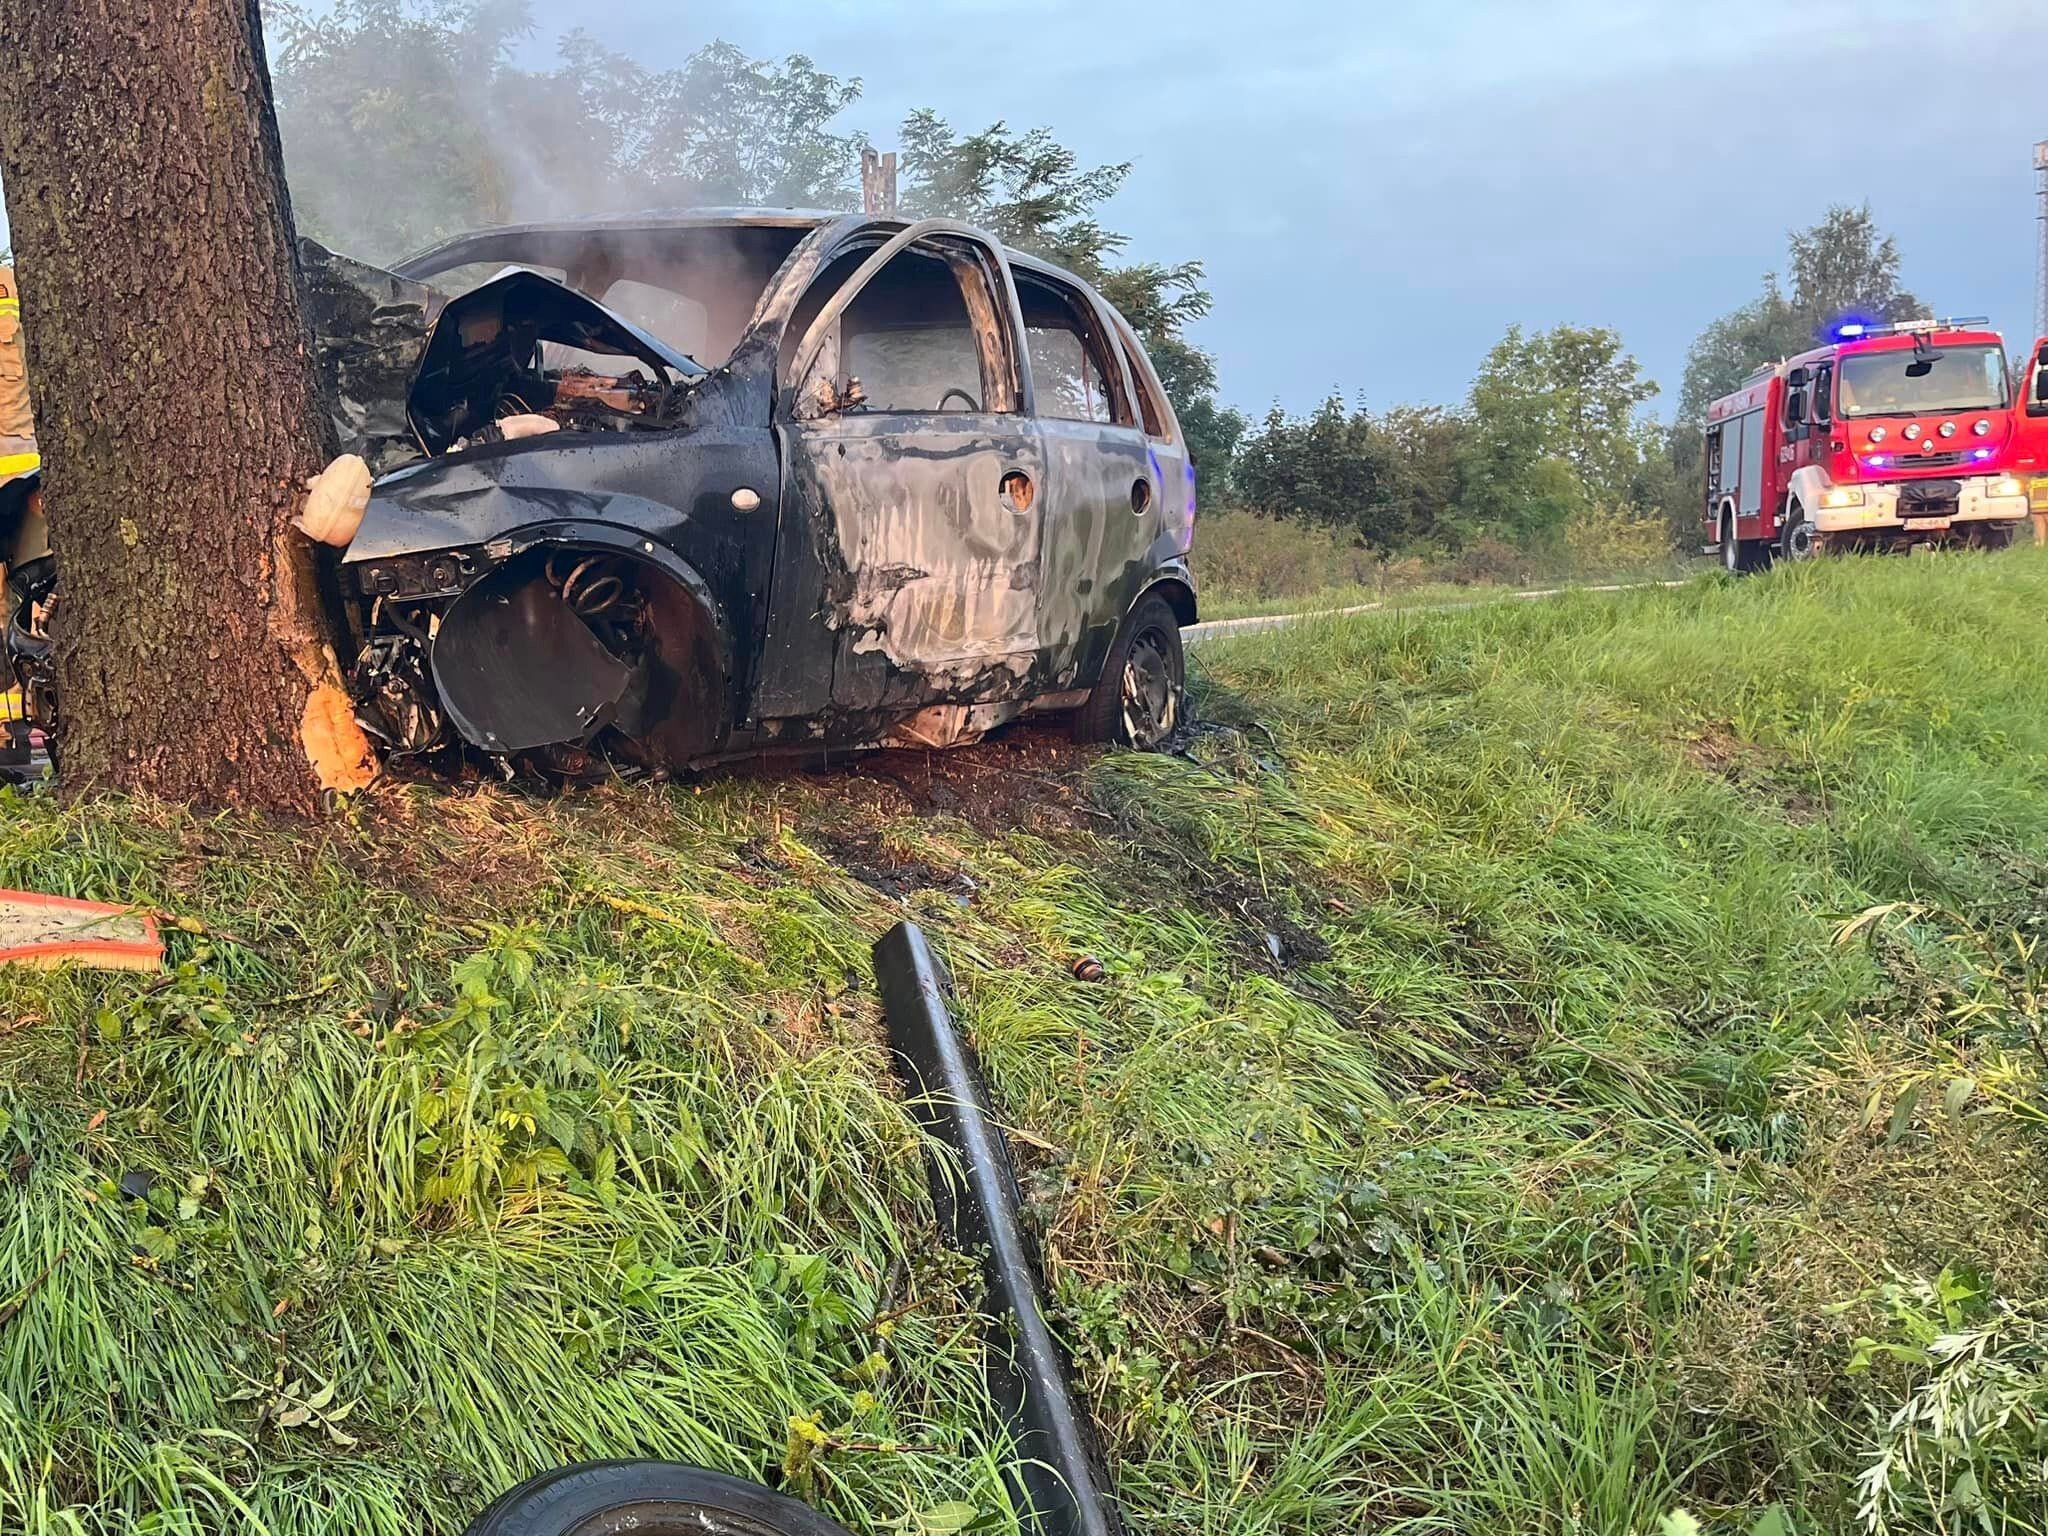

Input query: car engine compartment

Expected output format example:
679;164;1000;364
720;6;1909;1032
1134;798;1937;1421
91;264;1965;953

405;267;702;456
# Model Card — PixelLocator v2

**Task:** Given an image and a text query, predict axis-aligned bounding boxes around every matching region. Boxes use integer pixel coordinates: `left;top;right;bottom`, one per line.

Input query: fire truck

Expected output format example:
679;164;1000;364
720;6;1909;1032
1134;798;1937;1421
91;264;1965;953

1703;318;2031;571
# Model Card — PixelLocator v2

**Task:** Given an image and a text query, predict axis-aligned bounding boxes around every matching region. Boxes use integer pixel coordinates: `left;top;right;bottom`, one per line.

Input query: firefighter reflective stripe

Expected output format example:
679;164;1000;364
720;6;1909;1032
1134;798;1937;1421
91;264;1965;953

0;452;37;478
0;300;17;315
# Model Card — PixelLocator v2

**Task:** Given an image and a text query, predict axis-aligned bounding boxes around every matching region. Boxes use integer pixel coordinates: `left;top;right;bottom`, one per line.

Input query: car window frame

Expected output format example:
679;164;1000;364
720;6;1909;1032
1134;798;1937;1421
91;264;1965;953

777;220;1023;423
1105;311;1179;444
1010;263;1139;431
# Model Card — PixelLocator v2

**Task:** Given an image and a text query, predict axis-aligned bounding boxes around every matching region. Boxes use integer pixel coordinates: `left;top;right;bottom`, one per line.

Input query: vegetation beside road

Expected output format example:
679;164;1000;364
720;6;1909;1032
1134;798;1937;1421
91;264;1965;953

5;551;2048;1534
1191;506;1697;620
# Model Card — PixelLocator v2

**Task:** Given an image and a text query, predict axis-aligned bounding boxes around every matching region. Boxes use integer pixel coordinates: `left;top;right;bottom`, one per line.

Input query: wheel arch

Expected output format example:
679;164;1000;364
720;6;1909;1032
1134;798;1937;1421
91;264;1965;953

1129;571;1197;629
428;523;738;764
1785;465;1836;520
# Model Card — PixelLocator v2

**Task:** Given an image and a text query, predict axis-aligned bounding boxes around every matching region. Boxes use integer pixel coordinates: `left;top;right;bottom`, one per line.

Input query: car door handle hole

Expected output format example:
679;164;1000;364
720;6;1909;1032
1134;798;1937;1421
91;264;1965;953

1001;470;1036;512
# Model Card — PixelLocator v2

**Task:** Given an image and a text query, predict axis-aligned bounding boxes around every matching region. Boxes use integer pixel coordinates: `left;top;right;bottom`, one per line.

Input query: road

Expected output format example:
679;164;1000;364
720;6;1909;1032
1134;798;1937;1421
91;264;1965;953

1183;578;1691;645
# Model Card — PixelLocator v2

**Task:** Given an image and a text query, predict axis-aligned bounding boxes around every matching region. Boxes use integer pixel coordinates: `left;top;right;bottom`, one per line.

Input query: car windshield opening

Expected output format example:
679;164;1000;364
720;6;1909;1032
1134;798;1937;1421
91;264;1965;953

409;225;812;371
1837;344;2009;418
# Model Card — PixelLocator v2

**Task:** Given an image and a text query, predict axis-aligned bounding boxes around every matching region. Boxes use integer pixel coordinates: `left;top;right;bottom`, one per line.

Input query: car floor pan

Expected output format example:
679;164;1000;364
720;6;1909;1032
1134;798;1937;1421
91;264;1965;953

431;563;630;754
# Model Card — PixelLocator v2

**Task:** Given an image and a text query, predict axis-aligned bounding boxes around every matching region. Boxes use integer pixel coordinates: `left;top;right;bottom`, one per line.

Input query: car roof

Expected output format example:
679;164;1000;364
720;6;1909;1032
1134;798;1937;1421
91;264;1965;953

392;208;1104;294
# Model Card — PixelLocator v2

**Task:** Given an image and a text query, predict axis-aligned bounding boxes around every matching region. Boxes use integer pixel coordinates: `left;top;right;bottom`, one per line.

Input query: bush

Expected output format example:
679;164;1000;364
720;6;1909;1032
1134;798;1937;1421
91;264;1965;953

1191;509;1382;604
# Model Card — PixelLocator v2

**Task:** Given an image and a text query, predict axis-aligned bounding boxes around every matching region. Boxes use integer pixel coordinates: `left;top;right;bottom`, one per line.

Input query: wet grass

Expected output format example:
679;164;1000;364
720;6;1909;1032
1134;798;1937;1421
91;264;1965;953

6;549;2048;1532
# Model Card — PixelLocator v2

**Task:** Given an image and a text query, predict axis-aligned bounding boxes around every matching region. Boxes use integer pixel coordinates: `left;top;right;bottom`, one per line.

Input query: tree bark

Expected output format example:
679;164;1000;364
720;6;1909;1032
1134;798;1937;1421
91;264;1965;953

0;0;373;812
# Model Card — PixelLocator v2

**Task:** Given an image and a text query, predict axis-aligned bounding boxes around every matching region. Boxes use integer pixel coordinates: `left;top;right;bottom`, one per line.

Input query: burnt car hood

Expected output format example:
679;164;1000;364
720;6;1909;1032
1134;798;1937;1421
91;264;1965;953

301;240;702;472
415;267;703;392
339;450;675;565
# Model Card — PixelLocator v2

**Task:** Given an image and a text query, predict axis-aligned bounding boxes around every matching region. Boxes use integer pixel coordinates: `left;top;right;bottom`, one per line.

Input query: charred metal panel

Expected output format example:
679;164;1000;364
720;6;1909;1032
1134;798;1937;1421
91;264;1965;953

344;406;781;728
298;239;446;475
790;417;1042;697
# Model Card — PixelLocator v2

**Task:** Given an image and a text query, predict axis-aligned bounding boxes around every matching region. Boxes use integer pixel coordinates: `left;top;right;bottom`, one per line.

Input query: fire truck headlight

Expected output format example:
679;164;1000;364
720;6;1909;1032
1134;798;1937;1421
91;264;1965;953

1903;424;1924;441
1869;427;1889;443
1974;419;1993;436
1939;421;1958;438
1989;475;2024;499
1822;487;1866;509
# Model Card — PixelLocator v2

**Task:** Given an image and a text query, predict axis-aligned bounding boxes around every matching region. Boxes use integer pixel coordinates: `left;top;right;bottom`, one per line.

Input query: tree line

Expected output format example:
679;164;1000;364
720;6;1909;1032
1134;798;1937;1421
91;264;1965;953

1206;204;1930;562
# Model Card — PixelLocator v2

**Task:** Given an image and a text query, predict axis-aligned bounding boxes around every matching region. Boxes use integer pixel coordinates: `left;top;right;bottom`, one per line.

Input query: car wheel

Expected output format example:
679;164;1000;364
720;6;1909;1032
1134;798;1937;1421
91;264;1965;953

464;1461;855;1536
1781;510;1819;561
1969;523;2016;552
1075;592;1185;750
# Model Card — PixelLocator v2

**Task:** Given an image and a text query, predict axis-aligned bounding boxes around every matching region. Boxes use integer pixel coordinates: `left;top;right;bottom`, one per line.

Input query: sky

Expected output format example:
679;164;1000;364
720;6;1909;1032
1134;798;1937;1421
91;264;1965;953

524;0;2048;418
4;1;2043;420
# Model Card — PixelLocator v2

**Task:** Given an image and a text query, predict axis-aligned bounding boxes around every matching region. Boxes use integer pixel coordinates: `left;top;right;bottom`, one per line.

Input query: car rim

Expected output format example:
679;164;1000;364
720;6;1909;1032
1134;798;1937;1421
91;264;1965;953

1786;519;1814;560
1120;628;1179;747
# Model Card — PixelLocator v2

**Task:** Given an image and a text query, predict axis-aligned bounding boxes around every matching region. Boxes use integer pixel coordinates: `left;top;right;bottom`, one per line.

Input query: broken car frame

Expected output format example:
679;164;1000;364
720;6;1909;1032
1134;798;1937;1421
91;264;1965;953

13;210;1200;779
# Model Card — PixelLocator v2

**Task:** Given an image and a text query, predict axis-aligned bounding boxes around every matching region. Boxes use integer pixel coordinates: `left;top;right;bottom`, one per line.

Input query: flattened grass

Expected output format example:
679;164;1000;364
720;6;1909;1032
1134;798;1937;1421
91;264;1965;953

4;548;2048;1532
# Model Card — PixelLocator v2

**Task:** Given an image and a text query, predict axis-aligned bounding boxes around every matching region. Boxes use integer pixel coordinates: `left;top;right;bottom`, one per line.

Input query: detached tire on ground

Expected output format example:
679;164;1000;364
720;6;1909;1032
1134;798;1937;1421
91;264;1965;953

463;1461;856;1536
1074;591;1185;749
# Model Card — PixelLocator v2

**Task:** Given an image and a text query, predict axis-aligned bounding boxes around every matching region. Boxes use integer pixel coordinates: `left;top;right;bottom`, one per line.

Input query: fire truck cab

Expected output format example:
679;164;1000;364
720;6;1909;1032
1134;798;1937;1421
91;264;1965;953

1703;318;2030;571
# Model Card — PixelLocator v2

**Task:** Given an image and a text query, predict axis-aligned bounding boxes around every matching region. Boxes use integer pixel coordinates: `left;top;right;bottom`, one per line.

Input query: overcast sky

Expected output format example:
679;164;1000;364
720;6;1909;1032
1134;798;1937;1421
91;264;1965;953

538;0;2048;417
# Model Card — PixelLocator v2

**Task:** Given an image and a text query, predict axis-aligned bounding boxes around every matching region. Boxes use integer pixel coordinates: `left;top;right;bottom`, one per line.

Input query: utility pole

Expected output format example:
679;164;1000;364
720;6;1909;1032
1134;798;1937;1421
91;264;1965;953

861;148;898;216
2036;140;2048;339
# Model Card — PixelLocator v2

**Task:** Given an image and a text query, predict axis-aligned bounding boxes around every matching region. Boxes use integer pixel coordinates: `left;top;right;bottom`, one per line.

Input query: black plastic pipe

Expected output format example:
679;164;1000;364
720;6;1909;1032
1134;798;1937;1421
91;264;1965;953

872;921;1122;1536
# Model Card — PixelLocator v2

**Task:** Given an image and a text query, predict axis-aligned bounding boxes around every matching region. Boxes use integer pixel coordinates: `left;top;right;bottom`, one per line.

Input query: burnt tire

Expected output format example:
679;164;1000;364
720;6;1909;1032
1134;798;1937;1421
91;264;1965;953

1075;592;1185;750
463;1461;854;1536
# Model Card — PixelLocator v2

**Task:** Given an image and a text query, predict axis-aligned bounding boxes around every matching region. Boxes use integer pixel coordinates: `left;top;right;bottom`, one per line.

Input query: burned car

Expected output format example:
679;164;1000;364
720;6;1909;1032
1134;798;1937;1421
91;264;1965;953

301;209;1200;777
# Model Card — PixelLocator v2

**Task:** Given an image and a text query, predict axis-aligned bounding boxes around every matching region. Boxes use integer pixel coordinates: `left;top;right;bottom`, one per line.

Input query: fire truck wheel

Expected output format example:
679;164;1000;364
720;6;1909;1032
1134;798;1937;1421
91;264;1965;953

1781;514;1819;562
1719;512;1768;576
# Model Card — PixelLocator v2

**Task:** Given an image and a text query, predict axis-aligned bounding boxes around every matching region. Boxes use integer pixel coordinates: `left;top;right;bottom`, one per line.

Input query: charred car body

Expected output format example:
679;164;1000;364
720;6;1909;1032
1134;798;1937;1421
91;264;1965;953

315;209;1200;778
8;211;1199;778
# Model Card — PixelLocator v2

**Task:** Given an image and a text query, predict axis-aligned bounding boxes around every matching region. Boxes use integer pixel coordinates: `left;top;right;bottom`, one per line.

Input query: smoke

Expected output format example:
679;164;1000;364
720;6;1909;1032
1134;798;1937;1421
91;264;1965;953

266;6;868;270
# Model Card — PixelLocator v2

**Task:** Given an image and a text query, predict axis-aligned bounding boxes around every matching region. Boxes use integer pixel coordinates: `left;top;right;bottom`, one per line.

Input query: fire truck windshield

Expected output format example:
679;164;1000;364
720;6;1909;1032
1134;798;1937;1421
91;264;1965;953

1836;344;2009;418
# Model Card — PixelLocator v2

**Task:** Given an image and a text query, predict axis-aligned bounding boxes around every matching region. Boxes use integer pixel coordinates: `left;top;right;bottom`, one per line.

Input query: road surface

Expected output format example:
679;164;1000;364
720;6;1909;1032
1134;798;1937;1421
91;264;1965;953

1184;579;1691;645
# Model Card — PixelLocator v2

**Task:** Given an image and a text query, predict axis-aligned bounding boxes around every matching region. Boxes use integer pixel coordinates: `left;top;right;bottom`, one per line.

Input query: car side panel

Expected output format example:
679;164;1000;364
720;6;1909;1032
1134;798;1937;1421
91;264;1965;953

1034;419;1157;686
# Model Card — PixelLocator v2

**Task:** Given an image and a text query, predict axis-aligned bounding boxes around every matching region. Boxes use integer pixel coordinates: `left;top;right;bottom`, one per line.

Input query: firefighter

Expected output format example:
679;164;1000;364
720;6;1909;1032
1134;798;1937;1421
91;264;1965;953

0;264;34;464
0;264;38;763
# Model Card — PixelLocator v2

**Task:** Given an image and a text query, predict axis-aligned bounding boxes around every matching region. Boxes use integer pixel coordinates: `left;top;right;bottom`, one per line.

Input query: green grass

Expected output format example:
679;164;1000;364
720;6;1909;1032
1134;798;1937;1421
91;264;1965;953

6;549;2048;1533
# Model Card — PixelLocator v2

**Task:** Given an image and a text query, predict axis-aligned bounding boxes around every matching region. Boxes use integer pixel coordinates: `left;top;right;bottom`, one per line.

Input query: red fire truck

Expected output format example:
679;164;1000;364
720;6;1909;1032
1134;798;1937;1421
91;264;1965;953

1703;318;2031;571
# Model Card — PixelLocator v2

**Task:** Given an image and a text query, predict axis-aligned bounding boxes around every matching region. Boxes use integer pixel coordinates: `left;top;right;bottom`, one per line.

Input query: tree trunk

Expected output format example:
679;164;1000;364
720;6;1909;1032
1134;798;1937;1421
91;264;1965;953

0;0;373;812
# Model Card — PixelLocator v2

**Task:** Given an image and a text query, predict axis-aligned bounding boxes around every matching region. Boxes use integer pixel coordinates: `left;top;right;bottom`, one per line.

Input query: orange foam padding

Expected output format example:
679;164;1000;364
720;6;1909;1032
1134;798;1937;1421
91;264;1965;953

0;890;163;972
